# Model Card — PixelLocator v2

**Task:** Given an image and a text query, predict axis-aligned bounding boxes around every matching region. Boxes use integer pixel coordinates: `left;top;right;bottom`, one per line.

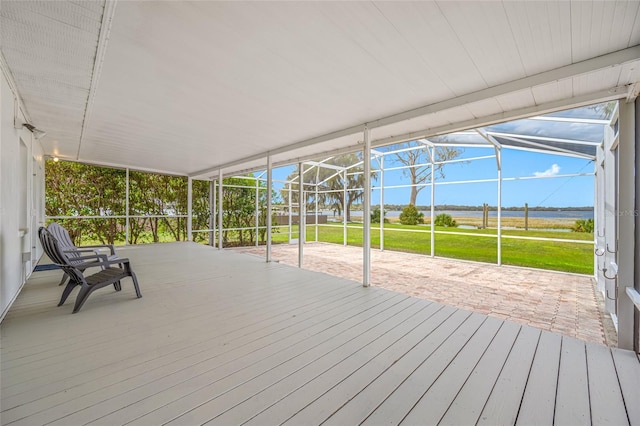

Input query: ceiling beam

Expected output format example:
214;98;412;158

190;46;640;178
209;84;616;178
76;0;118;160
370;85;629;148
0;50;32;126
190;124;364;178
367;45;640;130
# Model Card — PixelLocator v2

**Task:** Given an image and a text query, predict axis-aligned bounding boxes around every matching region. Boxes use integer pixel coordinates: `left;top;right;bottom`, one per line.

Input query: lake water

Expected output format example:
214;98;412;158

324;209;594;220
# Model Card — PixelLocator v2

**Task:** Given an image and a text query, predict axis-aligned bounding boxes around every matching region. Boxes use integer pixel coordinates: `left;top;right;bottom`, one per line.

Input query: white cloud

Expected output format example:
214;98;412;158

534;164;560;177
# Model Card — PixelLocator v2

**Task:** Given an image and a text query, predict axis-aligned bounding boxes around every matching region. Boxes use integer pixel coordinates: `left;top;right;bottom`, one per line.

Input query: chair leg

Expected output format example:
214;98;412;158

58;282;76;306
130;272;142;298
113;281;122;291
58;272;68;286
72;285;95;313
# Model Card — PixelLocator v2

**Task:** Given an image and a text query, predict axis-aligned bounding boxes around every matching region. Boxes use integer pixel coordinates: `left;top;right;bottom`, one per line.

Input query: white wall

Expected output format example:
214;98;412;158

1;68;46;321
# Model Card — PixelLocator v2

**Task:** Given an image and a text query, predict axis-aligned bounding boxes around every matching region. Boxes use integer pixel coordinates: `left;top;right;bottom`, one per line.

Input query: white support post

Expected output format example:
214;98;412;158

214;179;216;247
266;155;272;263
379;155;384;251
595;147;604;286
125;168;130;245
635;97;640;353
187;177;193;242
604;106;618;316
218;169;223;250
288;183;292;243
496;148;502;266
363;126;371;287
430;147;435;257
255;176;259;247
298;162;305;268
315;167;319;242
617;100;635;350
343;169;347;246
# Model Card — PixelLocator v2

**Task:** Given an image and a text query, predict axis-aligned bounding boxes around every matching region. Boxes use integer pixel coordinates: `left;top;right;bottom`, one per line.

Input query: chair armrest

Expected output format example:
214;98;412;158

68;254;110;264
64;248;98;254
78;244;117;256
98;258;130;269
73;254;129;269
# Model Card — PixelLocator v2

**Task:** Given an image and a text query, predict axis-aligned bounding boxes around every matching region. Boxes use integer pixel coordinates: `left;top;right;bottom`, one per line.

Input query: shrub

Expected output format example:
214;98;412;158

399;204;424;225
434;213;457;227
371;207;390;224
571;218;594;233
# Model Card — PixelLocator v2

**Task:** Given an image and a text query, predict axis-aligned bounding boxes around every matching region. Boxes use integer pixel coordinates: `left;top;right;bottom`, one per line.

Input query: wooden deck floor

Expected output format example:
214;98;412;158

1;242;638;425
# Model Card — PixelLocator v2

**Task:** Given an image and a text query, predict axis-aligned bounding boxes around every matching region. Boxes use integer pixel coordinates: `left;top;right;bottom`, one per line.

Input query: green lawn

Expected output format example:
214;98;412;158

272;223;593;274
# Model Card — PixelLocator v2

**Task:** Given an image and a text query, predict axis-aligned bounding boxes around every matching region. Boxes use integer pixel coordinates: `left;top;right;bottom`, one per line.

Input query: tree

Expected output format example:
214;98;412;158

47;160;211;244
571;218;594;233
371;207;389;224
220;175;278;246
399;204;424;225
589;101;617;119
280;153;376;222
392;140;462;206
45;160;126;244
434;213;457;227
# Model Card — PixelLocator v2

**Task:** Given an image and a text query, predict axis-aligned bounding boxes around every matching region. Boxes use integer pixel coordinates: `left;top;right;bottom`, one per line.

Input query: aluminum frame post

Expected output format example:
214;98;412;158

618;100;635;350
218;169;223;250
266;155;272;262
187;177;193;242
209;179;215;246
363;126;371;287
604;112;618;315
288;182;292;243
255;176;259;247
497;148;502;266
595;149;604;283
315;167;319;242
379;155;384;251
298;162;305;268
430;147;435;257
125;168;130;245
343;169;347;246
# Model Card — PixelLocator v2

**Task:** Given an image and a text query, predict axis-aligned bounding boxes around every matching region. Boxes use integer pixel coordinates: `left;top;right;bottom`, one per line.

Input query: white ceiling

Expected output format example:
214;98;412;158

2;1;640;178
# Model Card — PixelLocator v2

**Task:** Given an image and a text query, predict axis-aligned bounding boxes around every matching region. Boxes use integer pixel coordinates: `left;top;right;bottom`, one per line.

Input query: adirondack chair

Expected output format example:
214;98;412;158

38;227;142;313
47;222;119;286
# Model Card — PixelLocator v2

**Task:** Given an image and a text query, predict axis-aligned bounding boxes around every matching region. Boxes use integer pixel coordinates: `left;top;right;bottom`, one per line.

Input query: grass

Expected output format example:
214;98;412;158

76;220;594;275
272;223;593;274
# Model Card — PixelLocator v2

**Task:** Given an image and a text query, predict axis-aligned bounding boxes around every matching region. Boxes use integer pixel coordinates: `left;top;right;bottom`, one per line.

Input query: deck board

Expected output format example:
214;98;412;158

437;320;522;425
400;316;505;424
554;336;591;425
612;348;640;424
477;325;541;425
516;331;562;425
1;242;638;426
586;343;629;425
37;291;403;425
280;305;458;425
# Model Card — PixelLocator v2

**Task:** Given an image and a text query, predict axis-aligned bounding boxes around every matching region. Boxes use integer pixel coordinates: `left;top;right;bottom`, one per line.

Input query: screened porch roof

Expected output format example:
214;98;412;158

1;1;639;177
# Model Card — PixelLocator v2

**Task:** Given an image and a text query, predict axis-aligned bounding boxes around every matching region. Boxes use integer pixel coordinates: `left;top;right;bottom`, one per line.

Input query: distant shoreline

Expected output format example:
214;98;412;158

351;205;594;212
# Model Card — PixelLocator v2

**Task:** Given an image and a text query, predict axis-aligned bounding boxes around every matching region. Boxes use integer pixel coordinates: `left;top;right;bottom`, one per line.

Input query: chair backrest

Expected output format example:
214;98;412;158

47;222;85;263
47;222;75;249
38;227;85;284
38;226;57;262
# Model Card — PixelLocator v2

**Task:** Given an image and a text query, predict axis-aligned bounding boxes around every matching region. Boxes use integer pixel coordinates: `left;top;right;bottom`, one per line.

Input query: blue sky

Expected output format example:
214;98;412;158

267;105;608;208
269;148;595;208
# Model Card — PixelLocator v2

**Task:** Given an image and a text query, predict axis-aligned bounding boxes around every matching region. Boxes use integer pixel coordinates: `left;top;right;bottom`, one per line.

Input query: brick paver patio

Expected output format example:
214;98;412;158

237;242;611;346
